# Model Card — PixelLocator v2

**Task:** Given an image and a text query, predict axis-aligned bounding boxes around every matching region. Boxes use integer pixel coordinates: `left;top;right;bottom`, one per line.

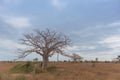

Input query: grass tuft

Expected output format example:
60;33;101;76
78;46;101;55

10;62;34;73
47;66;57;73
0;74;1;80
14;75;26;80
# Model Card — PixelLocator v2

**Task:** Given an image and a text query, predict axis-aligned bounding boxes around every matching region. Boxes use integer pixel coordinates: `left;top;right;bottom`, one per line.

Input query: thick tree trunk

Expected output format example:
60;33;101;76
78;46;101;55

42;55;49;70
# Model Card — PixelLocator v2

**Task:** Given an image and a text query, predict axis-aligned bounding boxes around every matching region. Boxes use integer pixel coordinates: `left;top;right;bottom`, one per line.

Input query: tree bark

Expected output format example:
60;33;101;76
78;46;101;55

42;55;49;70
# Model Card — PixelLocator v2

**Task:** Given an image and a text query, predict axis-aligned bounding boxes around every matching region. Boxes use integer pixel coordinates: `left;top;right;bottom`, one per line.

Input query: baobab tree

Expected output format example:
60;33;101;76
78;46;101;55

18;29;70;69
60;53;83;62
71;53;83;62
117;55;120;62
33;58;38;62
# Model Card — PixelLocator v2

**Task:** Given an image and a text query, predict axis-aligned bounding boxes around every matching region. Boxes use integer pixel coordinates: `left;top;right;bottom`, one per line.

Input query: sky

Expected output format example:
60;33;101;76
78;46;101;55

0;0;120;61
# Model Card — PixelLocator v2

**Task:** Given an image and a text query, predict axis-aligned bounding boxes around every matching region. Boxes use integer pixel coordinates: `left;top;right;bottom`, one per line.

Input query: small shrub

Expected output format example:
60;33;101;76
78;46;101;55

105;61;110;63
22;62;33;73
63;60;67;62
10;62;34;73
79;61;83;63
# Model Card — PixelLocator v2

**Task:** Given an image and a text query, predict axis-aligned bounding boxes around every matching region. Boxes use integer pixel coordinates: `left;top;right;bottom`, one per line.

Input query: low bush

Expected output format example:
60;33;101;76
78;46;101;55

10;62;57;74
10;62;34;73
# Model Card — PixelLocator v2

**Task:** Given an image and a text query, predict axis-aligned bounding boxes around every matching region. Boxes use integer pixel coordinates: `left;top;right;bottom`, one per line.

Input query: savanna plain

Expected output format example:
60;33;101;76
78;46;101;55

0;62;120;80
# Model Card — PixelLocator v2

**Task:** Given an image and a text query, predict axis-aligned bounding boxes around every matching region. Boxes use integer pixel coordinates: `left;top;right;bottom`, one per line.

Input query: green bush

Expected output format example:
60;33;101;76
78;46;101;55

10;62;57;74
10;62;34;73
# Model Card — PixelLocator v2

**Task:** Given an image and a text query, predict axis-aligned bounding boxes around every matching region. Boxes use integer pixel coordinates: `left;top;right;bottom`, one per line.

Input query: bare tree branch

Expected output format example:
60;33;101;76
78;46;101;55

18;29;70;69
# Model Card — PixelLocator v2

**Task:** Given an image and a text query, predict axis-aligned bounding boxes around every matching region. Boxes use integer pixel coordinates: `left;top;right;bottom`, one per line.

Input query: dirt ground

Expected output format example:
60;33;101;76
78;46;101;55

0;62;120;80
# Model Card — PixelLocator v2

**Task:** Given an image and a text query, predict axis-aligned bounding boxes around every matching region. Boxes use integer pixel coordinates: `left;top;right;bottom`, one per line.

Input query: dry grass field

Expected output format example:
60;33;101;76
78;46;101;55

0;62;120;80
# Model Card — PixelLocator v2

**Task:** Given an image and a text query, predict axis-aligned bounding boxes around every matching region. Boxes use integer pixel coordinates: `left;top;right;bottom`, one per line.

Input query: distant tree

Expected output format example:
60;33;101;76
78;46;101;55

60;52;83;62
95;58;98;62
116;55;120;62
33;58;38;62
71;53;83;62
18;29;70;69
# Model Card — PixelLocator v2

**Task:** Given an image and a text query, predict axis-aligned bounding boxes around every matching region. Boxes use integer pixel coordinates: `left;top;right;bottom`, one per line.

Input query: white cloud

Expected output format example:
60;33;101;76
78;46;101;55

100;36;120;44
78;35;120;61
0;0;21;10
66;45;96;51
66;46;80;51
100;36;120;48
72;20;120;36
51;0;65;10
0;38;34;61
71;21;120;61
108;21;120;27
3;16;31;28
78;46;120;61
96;21;120;28
80;46;96;50
0;0;21;5
0;38;25;50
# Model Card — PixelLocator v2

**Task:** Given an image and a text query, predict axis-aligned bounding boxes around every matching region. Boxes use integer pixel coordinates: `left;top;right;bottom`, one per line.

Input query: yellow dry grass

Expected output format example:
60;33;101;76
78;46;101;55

0;62;120;80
